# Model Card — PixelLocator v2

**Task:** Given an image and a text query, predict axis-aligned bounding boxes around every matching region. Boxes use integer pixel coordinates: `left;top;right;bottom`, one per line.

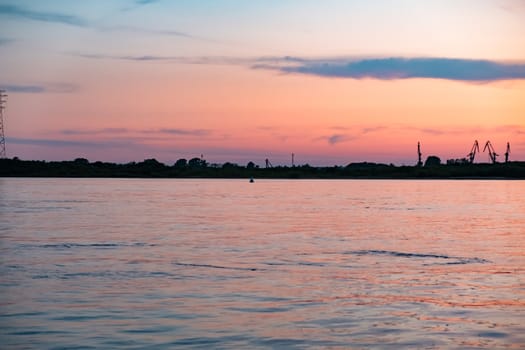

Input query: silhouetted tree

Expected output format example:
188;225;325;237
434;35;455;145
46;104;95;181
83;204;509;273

1;157;524;179
246;161;255;169
174;158;187;168
188;157;206;168
424;156;441;167
139;159;166;171
222;162;239;169
74;158;89;165
142;158;162;166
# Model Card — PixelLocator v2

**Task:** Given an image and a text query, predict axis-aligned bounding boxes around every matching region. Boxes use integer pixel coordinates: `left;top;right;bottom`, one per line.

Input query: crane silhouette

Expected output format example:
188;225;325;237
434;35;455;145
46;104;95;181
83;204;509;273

467;140;479;164
505;142;510;163
483;141;498;164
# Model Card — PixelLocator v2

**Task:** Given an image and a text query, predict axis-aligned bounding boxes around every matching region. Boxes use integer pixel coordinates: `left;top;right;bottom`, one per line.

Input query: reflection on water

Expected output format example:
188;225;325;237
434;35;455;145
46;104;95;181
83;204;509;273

0;178;524;348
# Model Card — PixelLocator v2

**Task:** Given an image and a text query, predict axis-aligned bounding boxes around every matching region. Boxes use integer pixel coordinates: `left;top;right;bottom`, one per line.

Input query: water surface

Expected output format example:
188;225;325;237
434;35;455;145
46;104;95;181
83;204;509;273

1;178;524;349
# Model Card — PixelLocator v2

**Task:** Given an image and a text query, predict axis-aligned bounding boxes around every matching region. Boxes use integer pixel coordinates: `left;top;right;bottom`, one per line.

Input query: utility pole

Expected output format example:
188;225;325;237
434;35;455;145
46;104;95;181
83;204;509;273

0;90;7;158
291;153;295;167
417;142;422;167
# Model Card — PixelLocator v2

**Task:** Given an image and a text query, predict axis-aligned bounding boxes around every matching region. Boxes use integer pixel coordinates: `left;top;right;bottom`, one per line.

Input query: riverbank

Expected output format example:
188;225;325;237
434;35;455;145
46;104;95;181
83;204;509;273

1;158;525;179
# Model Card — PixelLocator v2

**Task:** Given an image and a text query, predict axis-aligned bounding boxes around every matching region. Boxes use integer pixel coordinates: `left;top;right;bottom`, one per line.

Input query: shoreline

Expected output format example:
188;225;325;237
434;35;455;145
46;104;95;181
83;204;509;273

1;176;523;180
2;158;524;180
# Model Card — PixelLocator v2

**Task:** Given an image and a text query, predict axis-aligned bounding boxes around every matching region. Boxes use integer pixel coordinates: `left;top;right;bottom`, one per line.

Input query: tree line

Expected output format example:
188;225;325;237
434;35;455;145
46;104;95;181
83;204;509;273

1;157;524;178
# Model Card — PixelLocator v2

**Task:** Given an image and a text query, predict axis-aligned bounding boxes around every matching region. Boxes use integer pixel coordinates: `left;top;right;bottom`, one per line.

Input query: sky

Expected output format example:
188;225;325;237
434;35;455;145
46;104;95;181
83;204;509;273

1;0;524;166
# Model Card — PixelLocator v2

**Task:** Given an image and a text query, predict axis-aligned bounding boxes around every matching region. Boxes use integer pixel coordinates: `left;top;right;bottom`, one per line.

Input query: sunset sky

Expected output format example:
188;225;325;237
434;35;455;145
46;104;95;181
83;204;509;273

1;0;524;166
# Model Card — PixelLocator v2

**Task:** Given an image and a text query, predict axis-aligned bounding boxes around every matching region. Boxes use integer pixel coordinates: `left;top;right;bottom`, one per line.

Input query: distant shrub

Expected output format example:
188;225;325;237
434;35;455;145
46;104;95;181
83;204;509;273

424;156;441;167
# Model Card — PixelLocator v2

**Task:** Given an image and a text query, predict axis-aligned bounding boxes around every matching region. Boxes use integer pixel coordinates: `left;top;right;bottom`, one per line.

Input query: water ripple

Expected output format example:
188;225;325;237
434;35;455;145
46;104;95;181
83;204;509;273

173;262;260;271
22;242;156;249
349;249;490;265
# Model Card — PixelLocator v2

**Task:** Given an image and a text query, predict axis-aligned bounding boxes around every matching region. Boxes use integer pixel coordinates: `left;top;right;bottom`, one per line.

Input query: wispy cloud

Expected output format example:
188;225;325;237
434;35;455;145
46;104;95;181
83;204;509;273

0;4;88;27
72;53;525;82
327;134;350;145
111;1;212;41
157;128;210;136
362;126;387;134
0;84;44;93
61;128;129;135
9;126;213;155
97;25;196;39
0;37;14;46
1;3;203;41
8;137;109;148
317;126;388;145
255;57;525;82
403;124;525;137
418;128;446;135
72;53;247;64
135;0;160;5
0;83;77;94
120;0;161;13
402;125;476;136
59;128;211;137
317;134;356;145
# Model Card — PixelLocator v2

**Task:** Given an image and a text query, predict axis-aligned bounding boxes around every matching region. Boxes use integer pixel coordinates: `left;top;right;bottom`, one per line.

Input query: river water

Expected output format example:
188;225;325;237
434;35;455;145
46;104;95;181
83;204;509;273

0;178;524;349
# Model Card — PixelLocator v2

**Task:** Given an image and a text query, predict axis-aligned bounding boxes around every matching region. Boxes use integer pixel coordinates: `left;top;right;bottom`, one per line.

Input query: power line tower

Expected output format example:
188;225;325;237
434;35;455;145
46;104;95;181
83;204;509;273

0;90;7;158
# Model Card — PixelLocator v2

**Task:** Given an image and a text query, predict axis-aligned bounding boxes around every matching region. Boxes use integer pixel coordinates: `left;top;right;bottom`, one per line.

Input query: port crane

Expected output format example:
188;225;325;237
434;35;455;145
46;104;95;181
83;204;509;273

505;142;510;163
467;140;479;164
483;141;498;164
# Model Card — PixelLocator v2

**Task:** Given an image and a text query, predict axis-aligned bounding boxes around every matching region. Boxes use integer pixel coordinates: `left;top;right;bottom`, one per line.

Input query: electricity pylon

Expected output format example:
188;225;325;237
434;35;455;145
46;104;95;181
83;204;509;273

0;90;7;158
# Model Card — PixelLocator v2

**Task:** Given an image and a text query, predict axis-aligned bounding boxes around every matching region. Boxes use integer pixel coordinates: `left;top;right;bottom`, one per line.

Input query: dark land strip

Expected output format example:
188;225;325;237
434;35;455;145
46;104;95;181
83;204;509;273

1;158;524;179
